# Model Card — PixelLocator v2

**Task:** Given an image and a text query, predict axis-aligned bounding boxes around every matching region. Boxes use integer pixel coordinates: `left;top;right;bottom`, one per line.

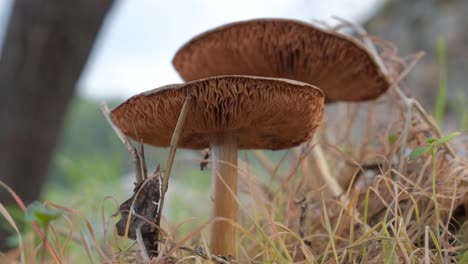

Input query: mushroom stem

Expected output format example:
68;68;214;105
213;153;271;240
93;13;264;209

210;133;238;257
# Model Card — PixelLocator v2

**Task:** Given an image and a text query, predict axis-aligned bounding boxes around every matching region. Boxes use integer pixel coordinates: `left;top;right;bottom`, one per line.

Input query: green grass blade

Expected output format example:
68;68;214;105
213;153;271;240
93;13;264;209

435;37;447;125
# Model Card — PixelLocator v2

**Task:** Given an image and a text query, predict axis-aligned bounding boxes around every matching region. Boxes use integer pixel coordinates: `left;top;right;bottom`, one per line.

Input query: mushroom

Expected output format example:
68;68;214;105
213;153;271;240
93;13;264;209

111;75;325;257
172;18;390;103
172;18;391;197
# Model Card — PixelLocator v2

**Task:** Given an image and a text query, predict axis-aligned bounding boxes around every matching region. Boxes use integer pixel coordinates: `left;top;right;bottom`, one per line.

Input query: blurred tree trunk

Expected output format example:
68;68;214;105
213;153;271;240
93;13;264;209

366;0;468;118
0;0;114;249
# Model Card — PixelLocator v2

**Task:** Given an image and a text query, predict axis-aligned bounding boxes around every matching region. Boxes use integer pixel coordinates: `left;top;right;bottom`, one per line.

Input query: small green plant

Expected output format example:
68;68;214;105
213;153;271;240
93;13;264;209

25;201;63;226
435;37;448;125
409;131;460;243
408;131;460;161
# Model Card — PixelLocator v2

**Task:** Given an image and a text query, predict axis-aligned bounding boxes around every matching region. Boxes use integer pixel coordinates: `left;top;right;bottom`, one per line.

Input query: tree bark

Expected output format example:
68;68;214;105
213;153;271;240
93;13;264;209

0;0;114;249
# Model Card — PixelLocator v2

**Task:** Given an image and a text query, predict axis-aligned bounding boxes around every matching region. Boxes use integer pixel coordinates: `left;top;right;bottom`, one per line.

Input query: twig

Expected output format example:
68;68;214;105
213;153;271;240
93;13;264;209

162;96;192;193
139;140;148;181
100;102;144;183
155;96;192;227
311;143;343;197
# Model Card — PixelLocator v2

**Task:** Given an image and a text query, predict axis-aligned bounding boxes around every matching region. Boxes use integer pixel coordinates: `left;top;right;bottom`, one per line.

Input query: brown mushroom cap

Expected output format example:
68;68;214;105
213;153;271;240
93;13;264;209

111;75;324;150
172;18;390;103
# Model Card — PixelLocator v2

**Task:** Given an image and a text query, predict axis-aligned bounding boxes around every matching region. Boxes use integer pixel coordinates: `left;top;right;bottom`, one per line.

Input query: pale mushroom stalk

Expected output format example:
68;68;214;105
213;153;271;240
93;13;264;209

210;133;238;256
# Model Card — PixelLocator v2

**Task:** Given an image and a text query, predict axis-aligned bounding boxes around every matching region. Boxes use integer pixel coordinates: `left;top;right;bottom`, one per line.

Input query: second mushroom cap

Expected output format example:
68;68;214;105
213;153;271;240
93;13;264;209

172;18;390;103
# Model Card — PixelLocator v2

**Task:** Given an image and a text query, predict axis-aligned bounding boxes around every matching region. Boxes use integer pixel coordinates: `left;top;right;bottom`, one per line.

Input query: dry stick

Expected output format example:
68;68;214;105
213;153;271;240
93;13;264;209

310;143;343;198
155;96;192;227
100;103;144;183
333;17;457;161
303;129;344;199
139;140;148;181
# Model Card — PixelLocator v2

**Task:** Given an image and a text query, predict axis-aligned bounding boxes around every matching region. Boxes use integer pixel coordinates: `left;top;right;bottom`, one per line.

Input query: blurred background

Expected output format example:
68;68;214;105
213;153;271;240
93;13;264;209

0;0;467;251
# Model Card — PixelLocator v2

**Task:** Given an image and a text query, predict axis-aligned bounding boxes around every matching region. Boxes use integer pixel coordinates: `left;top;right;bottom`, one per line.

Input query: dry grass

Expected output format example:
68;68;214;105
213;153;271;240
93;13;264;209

1;21;468;263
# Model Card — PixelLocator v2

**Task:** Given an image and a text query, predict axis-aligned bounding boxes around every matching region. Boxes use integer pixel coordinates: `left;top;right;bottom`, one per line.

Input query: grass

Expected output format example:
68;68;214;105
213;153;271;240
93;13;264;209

2;106;467;264
435;37;448;126
1;27;468;264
